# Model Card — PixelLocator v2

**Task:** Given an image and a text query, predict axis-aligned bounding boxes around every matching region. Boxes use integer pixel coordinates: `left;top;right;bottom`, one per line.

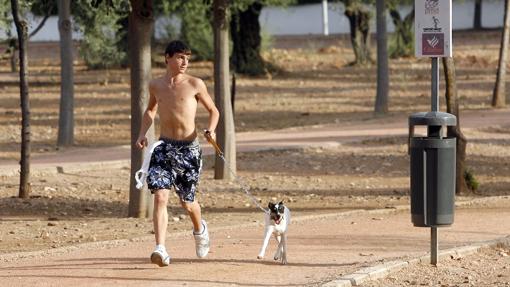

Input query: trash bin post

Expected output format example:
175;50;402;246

414;0;454;266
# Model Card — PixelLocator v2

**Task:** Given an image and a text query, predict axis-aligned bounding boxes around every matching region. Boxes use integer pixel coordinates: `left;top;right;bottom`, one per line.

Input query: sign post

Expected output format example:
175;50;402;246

414;0;453;266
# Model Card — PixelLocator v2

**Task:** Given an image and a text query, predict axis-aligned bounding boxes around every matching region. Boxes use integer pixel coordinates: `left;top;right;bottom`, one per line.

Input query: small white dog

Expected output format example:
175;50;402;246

257;201;291;265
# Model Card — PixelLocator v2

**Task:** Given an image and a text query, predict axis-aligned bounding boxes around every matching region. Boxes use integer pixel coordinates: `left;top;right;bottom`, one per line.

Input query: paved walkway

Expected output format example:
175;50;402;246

1;202;509;286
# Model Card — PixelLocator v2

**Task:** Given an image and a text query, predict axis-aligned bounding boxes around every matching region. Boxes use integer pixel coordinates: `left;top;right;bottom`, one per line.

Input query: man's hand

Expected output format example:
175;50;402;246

135;135;148;149
204;129;223;156
204;129;216;143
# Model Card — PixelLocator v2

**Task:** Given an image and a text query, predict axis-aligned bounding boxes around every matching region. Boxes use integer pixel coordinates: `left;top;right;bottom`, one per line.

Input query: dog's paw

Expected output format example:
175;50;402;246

257;255;263;260
280;253;287;265
274;249;281;261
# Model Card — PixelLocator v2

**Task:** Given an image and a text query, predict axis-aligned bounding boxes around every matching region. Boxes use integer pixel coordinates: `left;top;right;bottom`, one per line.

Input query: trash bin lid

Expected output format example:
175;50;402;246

409;112;457;126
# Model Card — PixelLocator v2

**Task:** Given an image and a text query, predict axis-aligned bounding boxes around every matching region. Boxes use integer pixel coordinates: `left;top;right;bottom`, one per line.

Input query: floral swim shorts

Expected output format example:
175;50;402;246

147;137;202;202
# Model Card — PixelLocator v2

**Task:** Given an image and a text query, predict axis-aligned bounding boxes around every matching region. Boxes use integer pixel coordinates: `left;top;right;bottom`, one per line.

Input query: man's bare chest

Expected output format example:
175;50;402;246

155;85;197;105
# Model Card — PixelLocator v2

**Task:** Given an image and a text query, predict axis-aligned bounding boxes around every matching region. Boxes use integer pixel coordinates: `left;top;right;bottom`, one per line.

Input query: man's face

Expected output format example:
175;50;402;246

166;52;190;73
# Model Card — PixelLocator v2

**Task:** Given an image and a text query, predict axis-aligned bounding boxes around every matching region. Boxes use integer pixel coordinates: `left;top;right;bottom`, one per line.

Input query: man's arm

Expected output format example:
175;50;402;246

195;79;219;138
135;81;158;149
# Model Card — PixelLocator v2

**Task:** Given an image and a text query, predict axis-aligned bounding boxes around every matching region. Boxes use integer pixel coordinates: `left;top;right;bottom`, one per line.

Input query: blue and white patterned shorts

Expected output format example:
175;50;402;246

147;137;202;202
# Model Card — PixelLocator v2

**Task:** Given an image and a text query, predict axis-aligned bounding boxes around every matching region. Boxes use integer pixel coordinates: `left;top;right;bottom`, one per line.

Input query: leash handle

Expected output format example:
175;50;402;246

204;130;223;156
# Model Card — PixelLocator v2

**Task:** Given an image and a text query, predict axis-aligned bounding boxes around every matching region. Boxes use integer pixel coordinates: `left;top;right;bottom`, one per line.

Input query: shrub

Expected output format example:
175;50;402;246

464;169;479;192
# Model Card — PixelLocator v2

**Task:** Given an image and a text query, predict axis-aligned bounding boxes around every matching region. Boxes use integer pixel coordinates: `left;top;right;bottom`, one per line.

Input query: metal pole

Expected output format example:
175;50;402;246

428;57;441;137
431;57;439;112
322;0;329;36
431;227;438;265
431;57;439;266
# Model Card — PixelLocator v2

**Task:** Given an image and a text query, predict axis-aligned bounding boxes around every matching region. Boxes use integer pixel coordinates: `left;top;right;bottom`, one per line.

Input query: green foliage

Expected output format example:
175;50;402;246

231;0;296;11
386;0;413;10
0;0;34;40
30;0;56;16
155;0;297;62
0;0;12;36
387;1;414;58
158;0;214;60
72;0;129;69
389;27;414;58
464;169;479;192
180;0;214;61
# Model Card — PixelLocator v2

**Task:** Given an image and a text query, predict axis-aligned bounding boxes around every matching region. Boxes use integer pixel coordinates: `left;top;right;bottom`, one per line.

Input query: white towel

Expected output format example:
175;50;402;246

135;140;163;189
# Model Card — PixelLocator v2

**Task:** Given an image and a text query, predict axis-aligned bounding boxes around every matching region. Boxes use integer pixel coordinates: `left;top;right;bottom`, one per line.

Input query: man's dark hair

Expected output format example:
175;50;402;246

165;40;191;57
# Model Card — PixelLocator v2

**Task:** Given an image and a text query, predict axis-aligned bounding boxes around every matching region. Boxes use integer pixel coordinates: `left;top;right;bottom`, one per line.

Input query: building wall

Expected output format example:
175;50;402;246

0;0;505;41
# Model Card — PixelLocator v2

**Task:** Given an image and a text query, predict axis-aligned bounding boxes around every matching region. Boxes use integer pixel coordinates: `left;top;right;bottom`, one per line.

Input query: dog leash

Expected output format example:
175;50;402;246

205;131;269;214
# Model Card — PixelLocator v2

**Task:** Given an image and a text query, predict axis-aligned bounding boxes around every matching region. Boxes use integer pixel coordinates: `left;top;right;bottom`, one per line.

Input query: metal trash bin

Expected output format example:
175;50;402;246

409;112;457;227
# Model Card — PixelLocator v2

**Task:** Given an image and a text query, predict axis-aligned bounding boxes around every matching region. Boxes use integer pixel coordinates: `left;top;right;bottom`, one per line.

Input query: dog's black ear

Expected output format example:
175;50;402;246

279;200;284;206
268;202;275;209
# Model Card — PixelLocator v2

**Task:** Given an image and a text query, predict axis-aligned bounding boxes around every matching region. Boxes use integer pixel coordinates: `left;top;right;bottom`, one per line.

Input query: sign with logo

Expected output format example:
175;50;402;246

415;0;452;57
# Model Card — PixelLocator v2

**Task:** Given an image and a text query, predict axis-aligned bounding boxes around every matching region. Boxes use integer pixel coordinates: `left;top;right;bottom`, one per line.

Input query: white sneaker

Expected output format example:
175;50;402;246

150;246;170;267
193;220;210;258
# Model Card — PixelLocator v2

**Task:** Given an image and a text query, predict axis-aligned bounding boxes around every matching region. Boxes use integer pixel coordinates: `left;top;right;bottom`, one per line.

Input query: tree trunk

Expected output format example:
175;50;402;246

375;0;389;115
474;0;482;30
230;2;265;75
57;0;74;147
442;57;469;195
11;0;31;199
344;0;372;65
492;0;510;108
214;0;236;180
128;0;155;218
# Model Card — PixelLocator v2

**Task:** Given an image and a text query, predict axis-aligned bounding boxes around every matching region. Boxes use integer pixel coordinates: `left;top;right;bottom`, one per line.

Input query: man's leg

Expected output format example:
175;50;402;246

150;189;171;266
154;189;170;245
181;199;209;258
180;200;202;232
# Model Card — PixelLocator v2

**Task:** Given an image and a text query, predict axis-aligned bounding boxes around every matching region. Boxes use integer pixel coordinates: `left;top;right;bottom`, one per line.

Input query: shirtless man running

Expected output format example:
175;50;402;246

136;40;219;267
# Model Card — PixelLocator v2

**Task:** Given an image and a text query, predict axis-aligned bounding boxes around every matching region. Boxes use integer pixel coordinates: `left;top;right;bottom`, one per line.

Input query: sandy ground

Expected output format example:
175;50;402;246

1;31;509;285
363;244;510;287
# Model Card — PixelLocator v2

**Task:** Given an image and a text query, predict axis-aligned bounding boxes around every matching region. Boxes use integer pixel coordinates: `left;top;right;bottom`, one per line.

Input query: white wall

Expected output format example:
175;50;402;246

261;0;505;35
0;0;505;41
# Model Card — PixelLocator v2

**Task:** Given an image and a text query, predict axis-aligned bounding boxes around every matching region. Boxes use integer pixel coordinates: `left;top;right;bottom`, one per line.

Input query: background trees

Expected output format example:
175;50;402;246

213;0;236;180
493;0;510;108
231;1;266;75
340;0;373;65
56;0;74;147
128;0;155;218
4;0;507;206
387;0;414;58
72;0;130;69
374;0;388;115
1;0;53;72
10;0;31;199
230;0;294;75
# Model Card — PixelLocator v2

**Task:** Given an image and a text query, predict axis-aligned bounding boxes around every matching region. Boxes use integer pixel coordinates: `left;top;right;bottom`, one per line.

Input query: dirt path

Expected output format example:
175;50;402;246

1;203;510;287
